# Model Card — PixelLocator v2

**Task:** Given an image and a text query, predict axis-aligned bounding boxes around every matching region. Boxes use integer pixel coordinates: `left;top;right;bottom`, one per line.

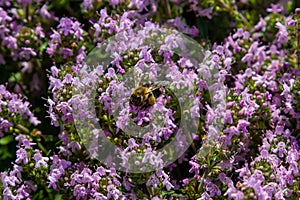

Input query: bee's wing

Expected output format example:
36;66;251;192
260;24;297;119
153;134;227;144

147;86;160;93
146;81;170;92
154;81;169;88
133;67;143;87
147;81;170;97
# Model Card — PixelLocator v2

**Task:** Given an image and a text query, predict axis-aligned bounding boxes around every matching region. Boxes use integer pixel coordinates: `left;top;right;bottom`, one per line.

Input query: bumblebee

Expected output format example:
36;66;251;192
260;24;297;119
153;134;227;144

130;86;157;107
129;81;168;108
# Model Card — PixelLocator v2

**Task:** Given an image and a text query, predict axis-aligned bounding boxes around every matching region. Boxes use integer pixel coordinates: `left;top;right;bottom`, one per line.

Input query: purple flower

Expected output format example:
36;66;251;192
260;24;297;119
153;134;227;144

59;132;70;145
167;17;199;36
267;3;283;13
109;0;124;8
225;182;244;200
139;47;154;62
0;119;13;132
107;184;122;199
73;184;87;200
19;47;37;60
63;74;73;84
227;36;241;52
48;166;65;190
146;174;160;188
234;191;245;200
82;0;94;10
40;5;54;19
3;187;16;200
128;0;149;12
33;150;49;168
224;110;233;124
96;166;106;176
286;16;296;26
189;160;200;175
127;138;138;149
16;184;31;199
1;171;20;188
151;197;161;200
55;102;73;124
104;18;118;34
98;9;108;25
205;179;221;197
58;18;73;36
16;148;28;164
93;23;102;37
59;47;73;59
237;119;250;132
224;57;232;69
105;68;117;79
67;141;81;152
15;135;35;148
93;191;108;200
49;77;63;92
263;182;277;198
2;36;17;49
286;147;299;175
0;8;12;24
10;164;22;180
16;0;32;7
142;148;164;168
196;8;213;19
260;149;269;159
72;21;84;40
273;141;287;158
254;17;266;31
122;177;134;191
276;166;293;187
232;28;245;39
50;29;61;43
275;22;288;44
46;43;58;56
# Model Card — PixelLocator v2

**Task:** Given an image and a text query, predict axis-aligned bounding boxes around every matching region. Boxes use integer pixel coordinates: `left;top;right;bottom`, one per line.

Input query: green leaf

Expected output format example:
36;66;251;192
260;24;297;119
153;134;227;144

40;42;49;53
8;72;22;83
54;194;63;200
0;135;14;145
0;146;13;160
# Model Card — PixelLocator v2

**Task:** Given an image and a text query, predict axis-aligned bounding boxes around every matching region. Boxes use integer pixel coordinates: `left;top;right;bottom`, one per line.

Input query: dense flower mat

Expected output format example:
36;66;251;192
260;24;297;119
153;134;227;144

0;0;300;199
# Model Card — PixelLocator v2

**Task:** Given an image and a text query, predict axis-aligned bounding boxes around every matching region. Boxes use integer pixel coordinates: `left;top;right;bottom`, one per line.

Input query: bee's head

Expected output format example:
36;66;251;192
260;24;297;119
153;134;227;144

135;87;146;95
130;86;148;107
131;93;142;102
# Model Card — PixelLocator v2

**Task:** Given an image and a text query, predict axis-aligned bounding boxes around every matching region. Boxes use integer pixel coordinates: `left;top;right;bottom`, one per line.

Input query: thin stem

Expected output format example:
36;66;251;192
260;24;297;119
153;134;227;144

25;5;29;22
197;145;220;193
12;73;28;96
146;185;153;196
16;124;30;134
163;0;172;19
37;141;48;154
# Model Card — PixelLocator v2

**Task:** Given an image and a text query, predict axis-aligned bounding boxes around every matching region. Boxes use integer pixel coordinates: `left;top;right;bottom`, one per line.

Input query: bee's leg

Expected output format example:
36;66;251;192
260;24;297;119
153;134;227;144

139;102;148;111
141;95;154;110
